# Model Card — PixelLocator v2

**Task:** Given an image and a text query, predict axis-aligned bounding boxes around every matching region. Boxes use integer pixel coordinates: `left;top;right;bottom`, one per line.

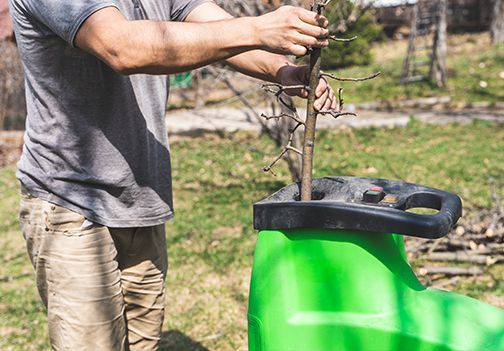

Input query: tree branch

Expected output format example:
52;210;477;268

329;35;358;42
318;110;357;118
260;112;305;125
261;83;310;97
321;71;381;82
263;122;303;174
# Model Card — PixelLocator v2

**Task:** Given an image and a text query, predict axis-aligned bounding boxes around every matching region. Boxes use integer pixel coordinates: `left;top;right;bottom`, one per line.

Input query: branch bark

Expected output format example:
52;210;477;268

321;71;381;82
300;2;325;201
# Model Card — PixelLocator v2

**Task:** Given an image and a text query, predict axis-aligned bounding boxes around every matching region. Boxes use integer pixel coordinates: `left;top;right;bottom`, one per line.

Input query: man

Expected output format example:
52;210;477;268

10;0;336;349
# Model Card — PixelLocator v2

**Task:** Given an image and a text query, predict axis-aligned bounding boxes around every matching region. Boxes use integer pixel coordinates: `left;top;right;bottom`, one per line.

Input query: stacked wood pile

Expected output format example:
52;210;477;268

405;188;503;290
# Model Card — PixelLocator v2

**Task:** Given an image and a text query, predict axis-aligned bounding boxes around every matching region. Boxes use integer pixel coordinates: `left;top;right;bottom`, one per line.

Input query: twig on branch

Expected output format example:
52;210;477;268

313;0;333;8
329;35;358;42
262;83;305;116
321;71;381;82
263;122;303;174
260;112;305;125
261;83;310;97
337;87;344;111
318;110;357;119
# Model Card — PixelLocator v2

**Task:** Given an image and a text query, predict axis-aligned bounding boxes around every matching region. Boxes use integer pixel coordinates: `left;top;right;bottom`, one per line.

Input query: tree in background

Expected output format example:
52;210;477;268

0;0;26;131
490;0;504;44
322;0;383;70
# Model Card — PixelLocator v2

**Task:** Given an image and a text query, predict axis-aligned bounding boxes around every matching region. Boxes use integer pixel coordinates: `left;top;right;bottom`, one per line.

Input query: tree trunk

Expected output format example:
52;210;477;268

490;0;504;45
300;3;323;201
433;0;447;88
0;40;26;130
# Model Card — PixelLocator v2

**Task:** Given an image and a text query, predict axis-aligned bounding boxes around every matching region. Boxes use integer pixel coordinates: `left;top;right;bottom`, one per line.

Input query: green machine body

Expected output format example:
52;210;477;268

249;177;504;351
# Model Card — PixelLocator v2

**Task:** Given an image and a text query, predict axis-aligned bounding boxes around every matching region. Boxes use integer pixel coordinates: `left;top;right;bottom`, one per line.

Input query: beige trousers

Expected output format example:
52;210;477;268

19;187;168;351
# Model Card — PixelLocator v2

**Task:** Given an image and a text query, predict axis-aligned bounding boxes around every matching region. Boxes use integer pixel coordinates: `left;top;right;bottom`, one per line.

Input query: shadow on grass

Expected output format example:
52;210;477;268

159;330;209;351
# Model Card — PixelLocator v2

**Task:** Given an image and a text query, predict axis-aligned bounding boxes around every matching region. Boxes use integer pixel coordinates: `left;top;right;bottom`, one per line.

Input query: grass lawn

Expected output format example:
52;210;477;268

327;33;504;104
0;120;503;350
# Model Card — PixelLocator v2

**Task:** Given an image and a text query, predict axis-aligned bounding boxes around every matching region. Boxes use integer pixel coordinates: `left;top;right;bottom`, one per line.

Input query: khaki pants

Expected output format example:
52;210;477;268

19;187;168;350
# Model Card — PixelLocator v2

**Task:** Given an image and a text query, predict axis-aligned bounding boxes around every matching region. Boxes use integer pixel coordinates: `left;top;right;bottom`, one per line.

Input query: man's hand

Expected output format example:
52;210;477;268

277;65;338;111
255;6;330;57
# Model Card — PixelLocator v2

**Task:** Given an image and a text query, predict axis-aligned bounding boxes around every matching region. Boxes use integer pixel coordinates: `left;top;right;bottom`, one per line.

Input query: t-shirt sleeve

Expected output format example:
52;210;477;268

20;0;119;46
170;0;214;22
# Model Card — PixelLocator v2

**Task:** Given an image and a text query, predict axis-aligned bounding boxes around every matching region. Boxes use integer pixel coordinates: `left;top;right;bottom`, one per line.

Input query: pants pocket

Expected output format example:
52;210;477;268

44;203;96;235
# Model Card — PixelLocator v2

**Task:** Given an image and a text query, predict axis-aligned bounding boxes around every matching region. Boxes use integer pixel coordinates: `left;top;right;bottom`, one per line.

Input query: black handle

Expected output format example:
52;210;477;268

254;177;462;239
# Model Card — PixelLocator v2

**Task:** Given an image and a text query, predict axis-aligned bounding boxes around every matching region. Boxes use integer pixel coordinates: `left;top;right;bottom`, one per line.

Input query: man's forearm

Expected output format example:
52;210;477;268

76;8;261;75
76;4;328;76
225;50;294;84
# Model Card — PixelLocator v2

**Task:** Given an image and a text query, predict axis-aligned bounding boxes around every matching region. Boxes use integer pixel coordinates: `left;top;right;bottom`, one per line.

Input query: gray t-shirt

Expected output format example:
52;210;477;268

9;0;208;227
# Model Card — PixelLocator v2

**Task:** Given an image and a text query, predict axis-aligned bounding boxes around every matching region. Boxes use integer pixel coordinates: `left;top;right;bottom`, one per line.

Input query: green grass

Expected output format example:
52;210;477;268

1;121;503;350
328;35;504;104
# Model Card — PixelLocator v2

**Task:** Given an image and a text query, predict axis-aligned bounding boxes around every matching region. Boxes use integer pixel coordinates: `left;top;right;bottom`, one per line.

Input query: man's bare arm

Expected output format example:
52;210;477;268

186;2;314;84
75;6;329;75
186;3;337;111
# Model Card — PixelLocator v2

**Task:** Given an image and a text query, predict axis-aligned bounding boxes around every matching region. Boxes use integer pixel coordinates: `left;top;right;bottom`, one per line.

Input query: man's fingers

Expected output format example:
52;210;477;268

314;88;328;110
289;44;308;57
284;85;308;97
331;95;338;110
315;78;328;98
297;8;329;28
293;33;329;49
296;21;329;39
323;88;333;111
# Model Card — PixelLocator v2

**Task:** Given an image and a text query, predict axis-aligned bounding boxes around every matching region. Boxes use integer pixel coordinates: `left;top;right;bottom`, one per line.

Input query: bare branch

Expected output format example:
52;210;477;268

260;112;305;125
312;0;333;10
329;35;358;42
288;121;304;134
321;71;381;82
263;122;304;174
286;145;303;155
337;87;344;111
263;149;287;173
262;83;310;97
262;83;305;123
318;110;357;119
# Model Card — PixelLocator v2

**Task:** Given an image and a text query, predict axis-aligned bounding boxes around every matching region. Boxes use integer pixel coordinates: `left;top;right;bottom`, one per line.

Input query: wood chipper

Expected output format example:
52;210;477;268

249;176;504;351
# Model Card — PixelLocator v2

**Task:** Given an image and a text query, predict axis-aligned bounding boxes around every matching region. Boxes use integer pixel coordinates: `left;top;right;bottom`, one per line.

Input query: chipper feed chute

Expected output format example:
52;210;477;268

249;177;504;351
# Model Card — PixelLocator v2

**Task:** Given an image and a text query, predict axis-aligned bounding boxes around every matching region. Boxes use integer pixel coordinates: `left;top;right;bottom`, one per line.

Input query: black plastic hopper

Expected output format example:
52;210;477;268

254;177;462;239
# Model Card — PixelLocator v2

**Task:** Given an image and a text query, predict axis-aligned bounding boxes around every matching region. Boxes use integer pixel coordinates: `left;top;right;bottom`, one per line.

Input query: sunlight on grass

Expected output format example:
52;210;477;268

1;121;502;350
329;33;504;103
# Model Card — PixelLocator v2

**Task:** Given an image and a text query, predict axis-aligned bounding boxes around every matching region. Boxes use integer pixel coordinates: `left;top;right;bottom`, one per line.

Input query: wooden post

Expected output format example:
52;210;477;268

490;0;504;45
433;0;447;88
401;3;418;82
